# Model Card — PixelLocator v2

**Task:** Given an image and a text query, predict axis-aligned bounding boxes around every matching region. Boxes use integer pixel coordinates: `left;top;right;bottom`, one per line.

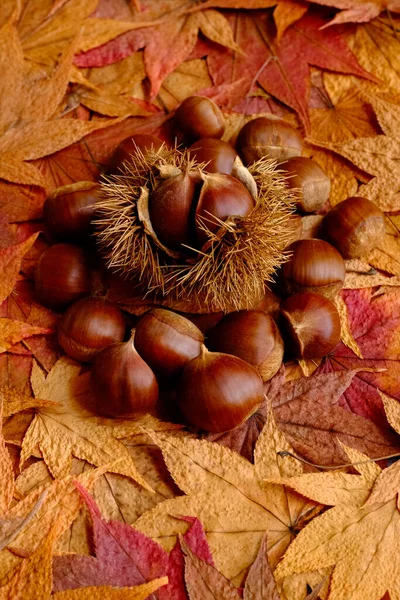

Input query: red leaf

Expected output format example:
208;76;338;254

53;484;215;599
205;9;376;128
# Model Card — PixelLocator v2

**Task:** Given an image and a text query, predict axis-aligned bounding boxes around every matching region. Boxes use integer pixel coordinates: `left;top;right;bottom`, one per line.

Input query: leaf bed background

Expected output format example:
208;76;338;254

1;0;400;598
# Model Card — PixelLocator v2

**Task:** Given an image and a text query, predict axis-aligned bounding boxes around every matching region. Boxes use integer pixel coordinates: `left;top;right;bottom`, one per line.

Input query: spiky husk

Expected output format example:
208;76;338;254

94;147;296;312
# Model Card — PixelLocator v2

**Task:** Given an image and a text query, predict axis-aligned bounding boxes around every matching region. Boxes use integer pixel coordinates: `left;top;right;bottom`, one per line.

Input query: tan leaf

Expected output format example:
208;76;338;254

19;359;152;488
195;9;241;53
80;94;151;118
52;577;169;600
0;467;105;580
0;319;53;354
334;294;363;359
0;520;56;600
344;272;400;289
0;402;13;514
157;59;213;112
0;388;56;418
0;155;47;188
272;444;400;600
0;233;39;304
274;1;308;42
80;17;161;53
135;406;317;585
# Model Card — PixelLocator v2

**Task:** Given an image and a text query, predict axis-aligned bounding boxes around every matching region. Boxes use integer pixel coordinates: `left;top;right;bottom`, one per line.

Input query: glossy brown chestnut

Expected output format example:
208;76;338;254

236;116;303;166
206;310;284;382
91;335;158;417
35;244;91;310
280;292;341;359
282;239;346;298
176;346;264;433
195;173;255;246
174;96;225;143
321;196;386;259
108;134;164;173
134;308;204;378
280;157;330;213
148;171;199;250
58;296;126;362
188;138;238;174
43;182;100;242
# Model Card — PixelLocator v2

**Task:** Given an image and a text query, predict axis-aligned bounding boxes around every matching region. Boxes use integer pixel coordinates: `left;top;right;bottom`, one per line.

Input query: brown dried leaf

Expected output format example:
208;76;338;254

0;319;53;355
51;577;169;600
0;234;39;304
0;402;13;515
334;294;363;359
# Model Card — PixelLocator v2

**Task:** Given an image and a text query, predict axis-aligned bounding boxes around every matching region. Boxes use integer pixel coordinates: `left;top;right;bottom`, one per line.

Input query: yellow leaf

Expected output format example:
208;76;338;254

157;59;213;112
334;295;363;359
52;577;169;600
135;406;317;585
0;318;53;354
0;233;39;304
80;17;160;53
0;388;56;418
271;444;400;600
0;402;13;514
274;0;308;42
19;359;152;489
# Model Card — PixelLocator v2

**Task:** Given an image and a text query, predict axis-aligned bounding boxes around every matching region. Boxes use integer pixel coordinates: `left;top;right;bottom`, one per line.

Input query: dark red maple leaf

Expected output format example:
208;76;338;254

204;9;376;128
52;482;214;599
207;366;400;466
321;288;400;429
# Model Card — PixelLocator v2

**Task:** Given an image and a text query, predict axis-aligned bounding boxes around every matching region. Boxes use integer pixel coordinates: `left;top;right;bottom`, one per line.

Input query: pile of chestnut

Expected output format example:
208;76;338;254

34;95;386;433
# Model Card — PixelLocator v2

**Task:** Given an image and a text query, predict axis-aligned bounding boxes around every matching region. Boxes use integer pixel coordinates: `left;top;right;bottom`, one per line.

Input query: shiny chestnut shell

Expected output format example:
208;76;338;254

236;116;303;166
176;347;264;433
91;338;158;417
58;296;126;362
282;239;346;298
206;310;284;382
280;157;331;213
174;96;225;143
280;292;341;359
43;183;99;242
34;243;91;310
321;196;386;259
108;134;164;173
188;138;238;174
134;308;204;378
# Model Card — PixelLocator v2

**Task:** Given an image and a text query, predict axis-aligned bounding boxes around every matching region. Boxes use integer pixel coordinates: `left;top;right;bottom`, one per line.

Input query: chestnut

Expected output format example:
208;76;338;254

279;292;341;359
176;345;264;433
174;96;225;144
206;310;284;382
43;182;100;242
148;171;199;250
281;239;346;298
34;243;91;310
321;196;386;259
134;308;204;378
108;134;164;173
58;296;126;362
188;138;238;174
280;157;330;213
195;173;255;246
91;334;158;417
236;116;303;166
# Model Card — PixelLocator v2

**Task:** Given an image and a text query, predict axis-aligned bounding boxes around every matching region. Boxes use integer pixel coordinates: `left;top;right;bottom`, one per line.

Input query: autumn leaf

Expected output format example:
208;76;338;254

0;401;13;514
0;466;108;581
207;366;399;466
135;403;318;585
271;443;400;600
75;7;240;98
0;22;119;188
0;319;53;355
310;0;400;27
0;233;39;304
19;357;154;488
204;9;375;128
324;288;400;428
52;578;169;600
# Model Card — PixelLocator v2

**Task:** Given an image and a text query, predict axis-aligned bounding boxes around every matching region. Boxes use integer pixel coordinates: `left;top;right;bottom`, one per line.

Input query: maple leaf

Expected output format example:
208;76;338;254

75;7;240;98
271;442;400;600
324;288;400;428
0;233;39;305
52;483;214;599
134;403;319;586
0;319;53;355
0;466;108;581
207;367;399;466
0;401;13;514
309;0;400;27
203;9;375;128
19;357;155;489
0;22;118;188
